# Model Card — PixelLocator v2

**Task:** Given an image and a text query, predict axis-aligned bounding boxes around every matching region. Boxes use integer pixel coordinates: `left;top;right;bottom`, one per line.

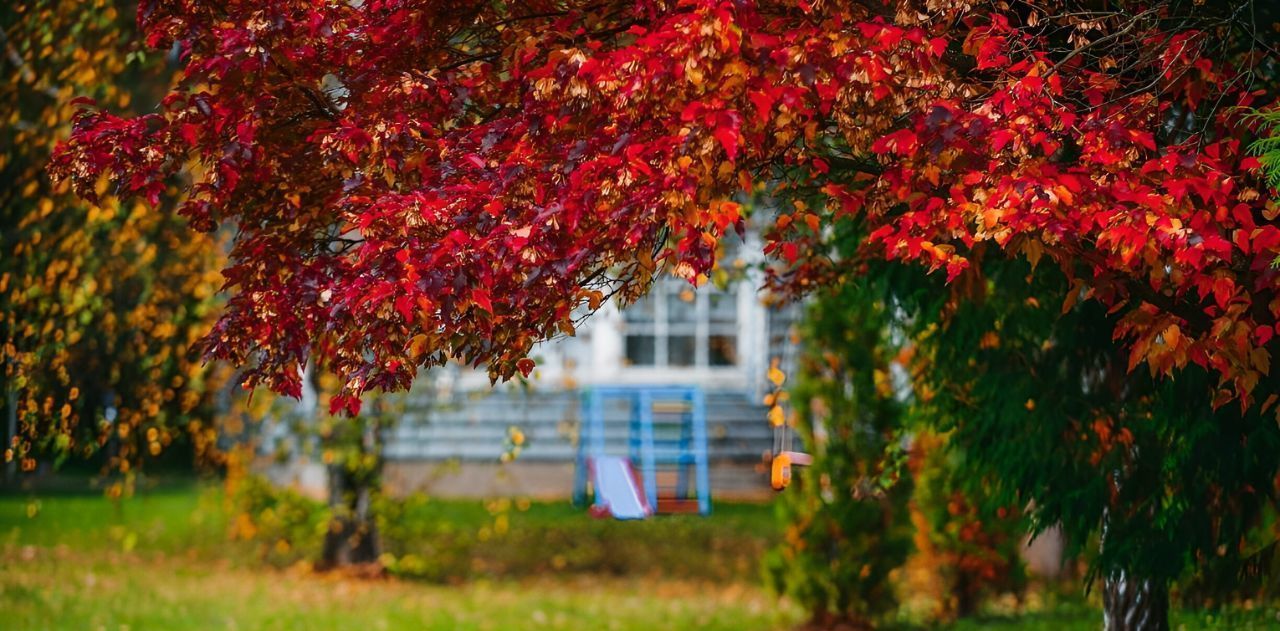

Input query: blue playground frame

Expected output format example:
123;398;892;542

573;385;712;516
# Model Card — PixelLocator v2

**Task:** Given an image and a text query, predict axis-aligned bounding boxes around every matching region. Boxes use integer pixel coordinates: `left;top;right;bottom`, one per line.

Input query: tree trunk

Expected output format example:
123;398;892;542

954;571;979;620
799;612;874;631
320;462;381;568
1102;572;1169;631
319;405;384;570
1099;433;1169;631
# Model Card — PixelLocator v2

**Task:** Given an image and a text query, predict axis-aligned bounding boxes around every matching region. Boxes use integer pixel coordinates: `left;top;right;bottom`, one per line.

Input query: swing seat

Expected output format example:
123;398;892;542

770;451;813;491
779;450;812;466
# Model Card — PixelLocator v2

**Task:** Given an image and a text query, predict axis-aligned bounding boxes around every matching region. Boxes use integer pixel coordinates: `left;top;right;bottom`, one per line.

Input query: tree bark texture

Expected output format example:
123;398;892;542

1102;572;1170;631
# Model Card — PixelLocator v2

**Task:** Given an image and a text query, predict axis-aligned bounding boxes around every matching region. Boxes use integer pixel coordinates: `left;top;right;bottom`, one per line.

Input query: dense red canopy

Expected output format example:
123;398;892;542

51;0;1280;414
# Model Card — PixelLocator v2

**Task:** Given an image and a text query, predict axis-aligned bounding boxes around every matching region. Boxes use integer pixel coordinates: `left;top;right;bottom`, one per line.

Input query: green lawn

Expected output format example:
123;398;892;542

1;484;1277;630
3;550;793;631
0;484;802;630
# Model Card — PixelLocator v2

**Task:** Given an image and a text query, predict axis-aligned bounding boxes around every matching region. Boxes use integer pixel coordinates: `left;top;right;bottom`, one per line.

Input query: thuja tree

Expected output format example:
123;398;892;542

2;0;225;486
764;282;913;628
859;257;1280;630
769;269;1026;627
49;0;1280;625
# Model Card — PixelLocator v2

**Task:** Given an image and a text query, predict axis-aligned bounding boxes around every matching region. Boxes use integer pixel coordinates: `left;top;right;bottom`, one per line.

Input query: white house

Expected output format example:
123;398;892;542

378;234;801;499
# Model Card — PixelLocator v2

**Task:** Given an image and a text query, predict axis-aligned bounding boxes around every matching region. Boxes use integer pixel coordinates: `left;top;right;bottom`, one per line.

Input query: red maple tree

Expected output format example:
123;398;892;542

50;0;1279;415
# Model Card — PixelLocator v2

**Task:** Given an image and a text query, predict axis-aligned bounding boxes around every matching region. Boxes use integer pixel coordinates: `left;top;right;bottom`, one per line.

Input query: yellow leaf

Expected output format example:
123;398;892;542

93;174;110;198
1061;279;1086;314
1261;394;1278;415
804;213;820;232
1021;238;1044;269
768;366;786;387
558;319;576;337
1054;185;1074;206
1252;348;1270;376
408;333;429;358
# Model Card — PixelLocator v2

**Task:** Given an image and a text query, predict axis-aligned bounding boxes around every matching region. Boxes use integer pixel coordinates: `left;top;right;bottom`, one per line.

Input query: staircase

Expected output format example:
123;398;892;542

383;388;772;465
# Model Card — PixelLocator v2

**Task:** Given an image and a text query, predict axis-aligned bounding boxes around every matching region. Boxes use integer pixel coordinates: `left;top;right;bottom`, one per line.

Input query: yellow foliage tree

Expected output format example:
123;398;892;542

1;0;225;489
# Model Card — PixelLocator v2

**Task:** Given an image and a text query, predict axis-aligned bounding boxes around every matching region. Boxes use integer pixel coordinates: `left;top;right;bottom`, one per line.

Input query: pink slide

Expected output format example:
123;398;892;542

589;456;652;520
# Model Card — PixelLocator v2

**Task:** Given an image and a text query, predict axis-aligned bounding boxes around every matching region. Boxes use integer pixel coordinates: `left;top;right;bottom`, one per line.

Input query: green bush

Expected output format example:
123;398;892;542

226;474;328;566
379;496;773;582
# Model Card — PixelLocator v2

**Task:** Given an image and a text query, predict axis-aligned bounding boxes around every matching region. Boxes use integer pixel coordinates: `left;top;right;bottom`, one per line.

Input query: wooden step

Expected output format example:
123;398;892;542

655;497;703;514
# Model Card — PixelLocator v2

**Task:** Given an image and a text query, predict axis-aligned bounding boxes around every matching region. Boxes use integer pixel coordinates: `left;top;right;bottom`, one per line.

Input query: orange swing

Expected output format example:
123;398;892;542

769;409;812;491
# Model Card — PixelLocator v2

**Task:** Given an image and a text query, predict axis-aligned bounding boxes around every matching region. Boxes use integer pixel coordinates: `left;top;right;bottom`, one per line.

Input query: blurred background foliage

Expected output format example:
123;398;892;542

1;0;227;493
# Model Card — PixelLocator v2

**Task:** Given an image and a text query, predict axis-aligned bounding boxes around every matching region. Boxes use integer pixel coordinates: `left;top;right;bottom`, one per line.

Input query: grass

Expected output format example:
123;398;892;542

1;485;226;553
0;483;802;630
2;483;1279;630
3;549;793;631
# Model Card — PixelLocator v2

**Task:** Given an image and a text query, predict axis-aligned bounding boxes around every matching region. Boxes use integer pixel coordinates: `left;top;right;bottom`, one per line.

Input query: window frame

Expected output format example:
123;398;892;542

621;277;743;372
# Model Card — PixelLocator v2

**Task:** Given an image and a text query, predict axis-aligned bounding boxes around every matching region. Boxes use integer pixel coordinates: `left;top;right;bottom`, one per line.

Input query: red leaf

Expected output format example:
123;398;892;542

871;128;918;156
394;294;414;321
472;289;493;313
713;113;740;160
748;89;777;125
178;123;200;145
781;242;798;264
929;37;948;58
990;129;1016;152
517;358;536;378
329;394;362;417
1212;277;1235;309
1252;325;1275;346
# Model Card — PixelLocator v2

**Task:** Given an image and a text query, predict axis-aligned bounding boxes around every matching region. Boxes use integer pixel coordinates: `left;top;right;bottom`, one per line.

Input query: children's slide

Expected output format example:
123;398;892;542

590;456;652;520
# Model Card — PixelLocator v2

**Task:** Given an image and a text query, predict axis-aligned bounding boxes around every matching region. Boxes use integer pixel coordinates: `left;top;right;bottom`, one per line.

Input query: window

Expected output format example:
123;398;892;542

622;278;739;369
